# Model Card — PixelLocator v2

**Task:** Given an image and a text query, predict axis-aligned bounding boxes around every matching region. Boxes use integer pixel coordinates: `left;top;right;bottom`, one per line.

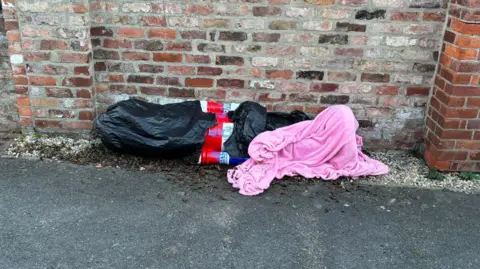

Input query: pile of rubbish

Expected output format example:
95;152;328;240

94;99;310;165
94;99;389;195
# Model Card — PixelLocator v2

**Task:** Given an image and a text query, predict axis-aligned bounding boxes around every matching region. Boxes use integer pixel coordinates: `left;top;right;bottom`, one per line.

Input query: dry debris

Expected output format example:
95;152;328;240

3;135;480;194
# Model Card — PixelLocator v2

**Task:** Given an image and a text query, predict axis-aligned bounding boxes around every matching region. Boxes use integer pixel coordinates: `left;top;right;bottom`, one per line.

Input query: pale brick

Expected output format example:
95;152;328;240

373;0;404;7
10;54;24;64
367;36;384;46
252;57;280;67
168;17;199;28
286;7;314;18
284;34;313;43
338;83;373;93
301;21;332;31
393;74;423;84
386;36;417;47
250;80;276;90
237;19;264;29
284;58;313;68
300;47;329;57
322;9;352;19
122;3;151;13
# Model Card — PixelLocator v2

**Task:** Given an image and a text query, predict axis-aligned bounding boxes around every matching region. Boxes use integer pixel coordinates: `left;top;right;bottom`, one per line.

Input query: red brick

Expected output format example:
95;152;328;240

423;12;446;22
185;4;213;15
17;97;30;106
35;120;62;129
445;84;480;96
310;82;338;92
153;53;182;62
74;66;90;75
29;76;56;86
62;77;93;87
157;77;181;86
79;111;95;121
265;70;293;79
72;100;93;108
406;87;430;96
13;75;28;85
444;108;478;118
140;87;167;95
91;26;113;37
197;67;222;76
470;152;480;161
76;89;92;98
59;53;90;63
108;74;124;83
436;128;473;140
117;28;145;38
444;44;478;60
139;16;167;26
40;40;69;50
361;73;390;83
435;90;466;107
257;93;287;102
391;12;420;21
127;75;154;84
335;48;363;57
467;98;480;107
455;35;480;48
64;121;93;130
148;29;176;39
123;52;150;61
17;106;32;117
472;75;480;85
185;55;210;64
435;75;446;89
305;106;327;114
185;78;214;88
198;89;227;100
451;19;480;35
450;60;480;73
217;79;245;88
31;98;61;108
5;20;19;31
168;88;195;98
24;52;51;62
19;118;33;127
103;39;132;49
94;62;106;71
7;32;20;42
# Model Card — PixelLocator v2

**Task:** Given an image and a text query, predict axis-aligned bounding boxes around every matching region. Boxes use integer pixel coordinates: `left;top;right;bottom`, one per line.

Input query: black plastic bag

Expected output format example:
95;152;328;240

94;99;217;158
223;101;267;158
266;110;311;131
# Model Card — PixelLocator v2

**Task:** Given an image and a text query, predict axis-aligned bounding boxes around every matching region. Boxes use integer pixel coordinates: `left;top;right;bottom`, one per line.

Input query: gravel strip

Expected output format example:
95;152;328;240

4;135;480;194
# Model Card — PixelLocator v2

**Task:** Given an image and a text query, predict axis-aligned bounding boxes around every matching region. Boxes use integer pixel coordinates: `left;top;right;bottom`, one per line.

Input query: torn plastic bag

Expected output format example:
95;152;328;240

223;101;268;159
266;110;312;131
94;99;217;158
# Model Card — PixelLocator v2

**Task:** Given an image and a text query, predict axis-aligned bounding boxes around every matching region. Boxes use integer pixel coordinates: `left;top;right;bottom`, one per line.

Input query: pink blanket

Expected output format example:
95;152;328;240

227;105;389;196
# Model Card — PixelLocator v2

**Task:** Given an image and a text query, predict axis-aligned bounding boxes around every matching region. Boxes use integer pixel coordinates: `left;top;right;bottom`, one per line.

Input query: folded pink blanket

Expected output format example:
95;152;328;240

227;105;389;196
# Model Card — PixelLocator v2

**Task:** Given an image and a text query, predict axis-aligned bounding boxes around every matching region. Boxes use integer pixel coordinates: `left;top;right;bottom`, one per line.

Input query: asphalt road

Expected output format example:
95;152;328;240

0;158;479;269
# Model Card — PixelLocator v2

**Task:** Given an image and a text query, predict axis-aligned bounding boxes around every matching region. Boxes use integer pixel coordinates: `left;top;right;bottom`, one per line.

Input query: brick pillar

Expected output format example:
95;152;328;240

424;0;480;171
4;0;95;133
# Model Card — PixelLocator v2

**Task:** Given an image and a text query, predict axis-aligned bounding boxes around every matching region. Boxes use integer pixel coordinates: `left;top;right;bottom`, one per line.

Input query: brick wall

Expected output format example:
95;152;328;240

0;3;17;132
424;0;480;172
3;0;449;148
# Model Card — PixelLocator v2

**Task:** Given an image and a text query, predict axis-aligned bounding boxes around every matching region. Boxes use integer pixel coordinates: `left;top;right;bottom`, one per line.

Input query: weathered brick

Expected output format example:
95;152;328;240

404;24;435;35
168;17;199;28
215;5;249;16
91;26;113;37
374;0;404;7
135;40;164;51
139;64;164;73
108;62;136;73
391;12;420;21
413;63;436;73
253;33;280;43
140;87;167;96
181;30;206;40
64;121;93;130
104;39;132;49
321;95;350;104
46;88;73;98
185;55;211;64
216;56;244;66
93;50;120;60
296;71;324;80
289;94;317;103
318;34;348;45
157;77;181;86
168;66;195;75
217;79;245;88
266;46;296;56
376;85;400;95
127;75;154;84
339;0;367;6
269;20;297;30
265;70;293;79
361;73;390;82
328;72;357;82
233;45;262;53
35;120;62;129
29;76;56;86
355;10;386;20
336;22;366;32
76;89;92;98
301;21;332;31
198;67;223;76
219;31;248;41
409;0;443;8
310;82;338;92
201;19;230;28
148;29;176;39
184;4;213;15
257;92;287;102
39;40;68;50
62;77;92;87
43;65;68;75
151;3;182;14
335;48;363;57
252;57;279;67
253;7;281;16
305;0;335;4
424;12;446;22
185;78;214;88
24;52;51;62
118;28;144;38
153;53;182;62
167;41;192;51
169;88;195;98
